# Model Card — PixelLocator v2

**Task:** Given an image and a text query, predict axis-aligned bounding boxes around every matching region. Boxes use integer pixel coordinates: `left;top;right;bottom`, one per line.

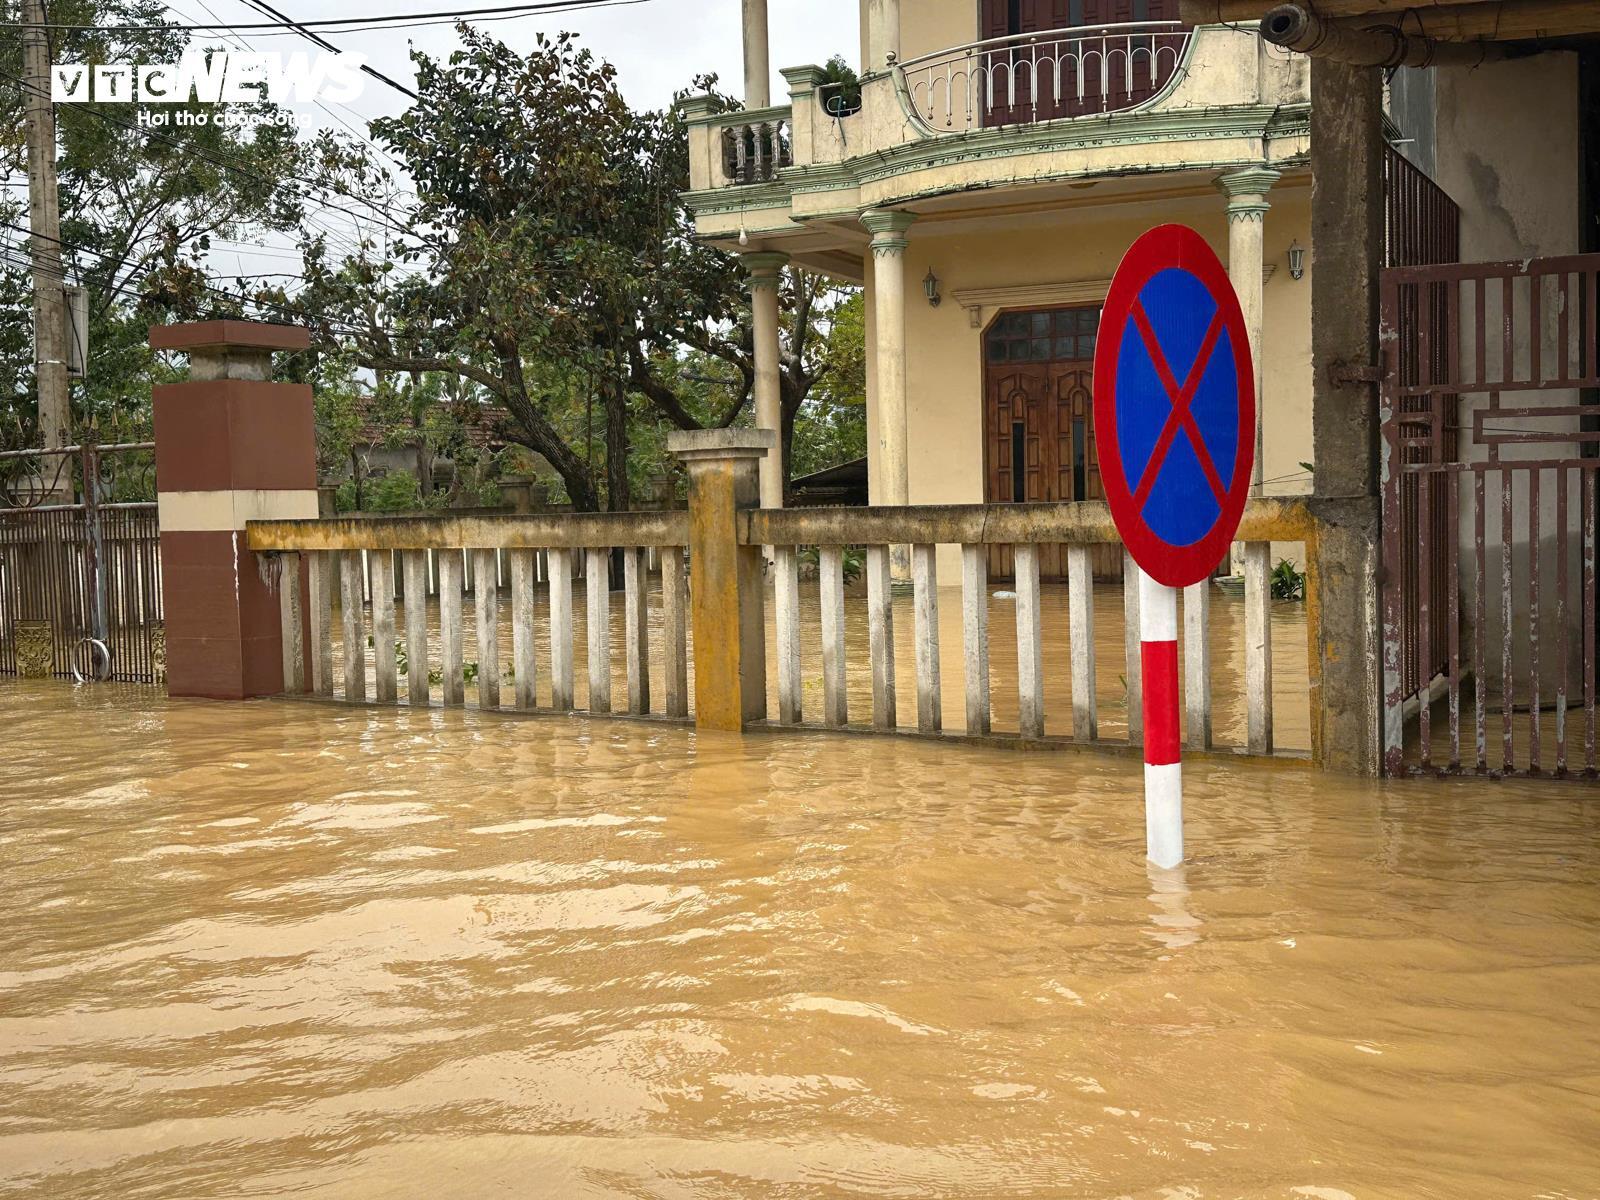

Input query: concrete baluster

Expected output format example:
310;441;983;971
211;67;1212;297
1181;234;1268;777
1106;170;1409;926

961;543;990;735
912;543;941;733
1015;544;1044;739
820;545;847;727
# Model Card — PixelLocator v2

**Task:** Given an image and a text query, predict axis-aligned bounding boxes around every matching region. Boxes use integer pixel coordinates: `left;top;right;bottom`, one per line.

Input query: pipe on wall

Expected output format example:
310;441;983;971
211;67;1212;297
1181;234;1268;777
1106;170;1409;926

1260;4;1506;68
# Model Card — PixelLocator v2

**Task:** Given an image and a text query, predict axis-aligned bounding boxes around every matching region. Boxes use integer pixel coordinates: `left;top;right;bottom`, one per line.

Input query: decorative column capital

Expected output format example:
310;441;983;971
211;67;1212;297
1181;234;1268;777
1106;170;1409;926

739;250;790;291
1216;165;1282;223
861;209;917;257
667;427;776;468
780;64;827;100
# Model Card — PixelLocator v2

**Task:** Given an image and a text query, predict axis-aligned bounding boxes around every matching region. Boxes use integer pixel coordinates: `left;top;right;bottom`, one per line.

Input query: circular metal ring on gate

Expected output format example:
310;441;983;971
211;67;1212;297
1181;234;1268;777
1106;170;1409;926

71;638;113;684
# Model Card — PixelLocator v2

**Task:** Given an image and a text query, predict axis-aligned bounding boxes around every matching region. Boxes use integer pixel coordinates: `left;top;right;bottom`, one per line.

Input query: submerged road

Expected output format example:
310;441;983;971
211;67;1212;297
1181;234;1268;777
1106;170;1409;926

1;681;1597;1197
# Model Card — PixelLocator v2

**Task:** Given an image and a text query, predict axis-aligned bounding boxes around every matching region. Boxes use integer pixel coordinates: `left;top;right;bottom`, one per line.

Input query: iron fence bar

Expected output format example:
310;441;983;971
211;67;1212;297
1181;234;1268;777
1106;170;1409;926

82;442;108;655
1556;464;1568;774
1447;469;1460;769
1378;269;1407;775
1502;275;1514;390
1418;468;1433;770
0;440;153;462
1528;467;1541;771
1472;276;1485;386
1530;271;1543;383
1502;466;1515;772
1585;468;1597;774
1559;272;1571;383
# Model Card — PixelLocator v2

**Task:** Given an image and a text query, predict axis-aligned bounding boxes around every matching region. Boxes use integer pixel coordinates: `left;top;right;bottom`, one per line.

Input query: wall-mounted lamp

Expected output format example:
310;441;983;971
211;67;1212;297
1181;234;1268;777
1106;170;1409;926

923;267;942;307
1287;240;1305;281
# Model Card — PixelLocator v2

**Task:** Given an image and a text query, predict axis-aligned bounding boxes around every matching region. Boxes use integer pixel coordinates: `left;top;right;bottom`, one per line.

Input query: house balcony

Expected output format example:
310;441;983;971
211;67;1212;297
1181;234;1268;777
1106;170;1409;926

680;22;1310;268
898;21;1193;132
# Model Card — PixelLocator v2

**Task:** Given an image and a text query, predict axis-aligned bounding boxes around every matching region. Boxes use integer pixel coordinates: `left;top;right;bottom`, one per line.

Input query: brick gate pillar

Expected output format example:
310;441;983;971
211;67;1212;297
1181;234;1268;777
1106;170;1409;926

150;320;317;699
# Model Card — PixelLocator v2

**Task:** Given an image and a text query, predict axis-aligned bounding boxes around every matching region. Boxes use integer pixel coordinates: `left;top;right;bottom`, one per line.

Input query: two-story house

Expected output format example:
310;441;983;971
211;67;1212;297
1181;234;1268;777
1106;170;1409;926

681;0;1312;583
680;0;1596;777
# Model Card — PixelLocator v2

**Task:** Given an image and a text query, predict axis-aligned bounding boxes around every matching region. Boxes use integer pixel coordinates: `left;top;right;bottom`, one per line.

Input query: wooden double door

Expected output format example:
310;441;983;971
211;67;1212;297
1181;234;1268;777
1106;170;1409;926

983;306;1121;582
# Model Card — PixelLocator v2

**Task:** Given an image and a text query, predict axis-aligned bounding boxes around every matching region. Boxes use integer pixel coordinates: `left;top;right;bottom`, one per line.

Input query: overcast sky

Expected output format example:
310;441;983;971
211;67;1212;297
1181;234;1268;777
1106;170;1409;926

177;0;861;116
161;0;860;297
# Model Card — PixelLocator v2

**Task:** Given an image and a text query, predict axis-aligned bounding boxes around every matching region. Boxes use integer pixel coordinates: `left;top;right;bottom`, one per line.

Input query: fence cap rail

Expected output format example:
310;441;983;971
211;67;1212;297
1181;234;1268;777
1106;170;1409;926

667;428;776;463
247;510;690;552
743;496;1313;547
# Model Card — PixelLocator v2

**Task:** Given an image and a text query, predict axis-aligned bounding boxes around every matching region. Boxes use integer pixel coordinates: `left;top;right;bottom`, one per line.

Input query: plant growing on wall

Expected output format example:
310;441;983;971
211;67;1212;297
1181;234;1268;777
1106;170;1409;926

818;55;862;117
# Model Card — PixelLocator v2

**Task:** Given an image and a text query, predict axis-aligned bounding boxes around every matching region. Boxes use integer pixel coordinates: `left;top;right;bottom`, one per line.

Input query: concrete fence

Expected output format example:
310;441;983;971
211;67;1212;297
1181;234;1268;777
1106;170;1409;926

246;428;1322;766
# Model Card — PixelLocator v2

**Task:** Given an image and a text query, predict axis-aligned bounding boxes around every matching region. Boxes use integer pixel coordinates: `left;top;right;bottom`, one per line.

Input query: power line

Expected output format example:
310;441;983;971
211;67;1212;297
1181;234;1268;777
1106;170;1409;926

172;0;410;173
0;219;387;335
0;69;419;247
233;0;421;102
5;0;652;33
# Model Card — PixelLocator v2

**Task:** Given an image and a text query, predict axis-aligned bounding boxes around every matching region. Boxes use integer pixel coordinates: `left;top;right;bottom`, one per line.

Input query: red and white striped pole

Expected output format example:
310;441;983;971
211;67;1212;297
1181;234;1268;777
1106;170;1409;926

1138;565;1183;868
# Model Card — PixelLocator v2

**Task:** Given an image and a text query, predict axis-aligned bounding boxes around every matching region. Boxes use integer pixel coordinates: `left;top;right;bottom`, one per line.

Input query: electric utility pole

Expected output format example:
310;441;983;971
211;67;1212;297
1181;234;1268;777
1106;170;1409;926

22;0;70;451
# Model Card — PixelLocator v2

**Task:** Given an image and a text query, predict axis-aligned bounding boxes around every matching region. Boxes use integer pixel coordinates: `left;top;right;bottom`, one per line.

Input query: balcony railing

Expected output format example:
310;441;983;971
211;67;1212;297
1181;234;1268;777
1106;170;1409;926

896;22;1192;133
720;114;793;185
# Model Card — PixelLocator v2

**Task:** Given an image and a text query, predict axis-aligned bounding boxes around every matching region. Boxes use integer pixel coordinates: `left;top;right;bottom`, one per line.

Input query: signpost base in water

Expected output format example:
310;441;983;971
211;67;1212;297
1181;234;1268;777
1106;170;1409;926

1138;566;1183;868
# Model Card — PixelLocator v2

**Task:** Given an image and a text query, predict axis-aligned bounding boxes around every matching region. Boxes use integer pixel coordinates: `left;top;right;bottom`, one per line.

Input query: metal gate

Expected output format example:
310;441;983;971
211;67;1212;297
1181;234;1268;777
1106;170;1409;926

1380;253;1599;779
0;442;163;683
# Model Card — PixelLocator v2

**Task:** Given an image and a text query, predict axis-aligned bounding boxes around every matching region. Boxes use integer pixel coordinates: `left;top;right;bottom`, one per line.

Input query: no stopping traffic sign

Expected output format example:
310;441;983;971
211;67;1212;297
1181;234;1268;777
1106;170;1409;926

1093;224;1255;589
1093;224;1256;868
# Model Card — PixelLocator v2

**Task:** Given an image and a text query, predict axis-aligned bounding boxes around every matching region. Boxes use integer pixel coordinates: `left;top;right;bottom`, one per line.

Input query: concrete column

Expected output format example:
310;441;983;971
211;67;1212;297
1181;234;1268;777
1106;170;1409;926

862;210;916;575
1216;166;1280;497
866;0;901;70
742;250;790;511
861;209;916;502
150;320;318;699
741;0;770;108
1309;60;1385;775
667;428;774;731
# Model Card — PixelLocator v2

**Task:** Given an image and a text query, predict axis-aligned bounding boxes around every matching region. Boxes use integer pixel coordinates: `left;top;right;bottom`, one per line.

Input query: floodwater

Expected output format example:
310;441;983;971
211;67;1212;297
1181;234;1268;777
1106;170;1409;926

3;681;1599;1198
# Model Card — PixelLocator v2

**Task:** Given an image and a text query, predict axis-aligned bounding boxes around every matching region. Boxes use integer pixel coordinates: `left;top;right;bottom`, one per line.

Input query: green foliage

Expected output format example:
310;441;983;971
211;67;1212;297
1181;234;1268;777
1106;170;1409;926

281;31;756;513
1271;558;1306;601
337;469;420;514
818;55;862;116
394;640;480;686
798;545;865;585
0;1;309;444
791;290;867;479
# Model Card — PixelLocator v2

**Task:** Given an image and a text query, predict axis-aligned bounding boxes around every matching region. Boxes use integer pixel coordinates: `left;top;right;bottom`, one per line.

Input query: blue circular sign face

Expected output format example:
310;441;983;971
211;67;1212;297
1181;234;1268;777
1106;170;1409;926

1114;267;1242;547
1094;226;1256;588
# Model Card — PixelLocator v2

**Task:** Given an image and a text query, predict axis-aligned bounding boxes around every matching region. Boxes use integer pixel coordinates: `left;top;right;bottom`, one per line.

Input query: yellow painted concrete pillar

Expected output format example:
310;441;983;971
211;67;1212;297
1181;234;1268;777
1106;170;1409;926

742;250;790;512
668;428;774;731
1217;166;1280;497
741;0;770;108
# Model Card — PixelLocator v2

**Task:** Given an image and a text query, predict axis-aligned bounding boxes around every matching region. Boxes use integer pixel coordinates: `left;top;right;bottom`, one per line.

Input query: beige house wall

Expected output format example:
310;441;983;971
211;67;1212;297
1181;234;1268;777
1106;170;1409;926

869;183;1314;575
1429;52;1583;685
897;2;978;65
1434;55;1580;264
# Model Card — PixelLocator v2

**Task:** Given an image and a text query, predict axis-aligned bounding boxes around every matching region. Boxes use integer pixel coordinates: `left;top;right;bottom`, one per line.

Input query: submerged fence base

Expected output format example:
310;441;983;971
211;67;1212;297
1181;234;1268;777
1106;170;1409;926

247;432;1320;769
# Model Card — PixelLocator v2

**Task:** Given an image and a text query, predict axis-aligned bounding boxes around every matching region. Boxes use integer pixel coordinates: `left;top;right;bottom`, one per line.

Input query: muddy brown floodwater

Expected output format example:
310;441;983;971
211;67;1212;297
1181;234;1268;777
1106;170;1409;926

2;680;1598;1198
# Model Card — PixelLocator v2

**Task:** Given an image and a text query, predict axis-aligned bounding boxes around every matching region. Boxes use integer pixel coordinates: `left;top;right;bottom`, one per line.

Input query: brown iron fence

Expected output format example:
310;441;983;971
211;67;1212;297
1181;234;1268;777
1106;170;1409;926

1380;253;1600;779
0;442;163;683
1383;146;1463;701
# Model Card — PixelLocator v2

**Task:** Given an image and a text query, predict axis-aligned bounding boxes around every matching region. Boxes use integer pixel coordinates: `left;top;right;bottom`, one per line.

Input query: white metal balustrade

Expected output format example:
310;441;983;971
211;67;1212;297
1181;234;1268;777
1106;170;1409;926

897;23;1192;133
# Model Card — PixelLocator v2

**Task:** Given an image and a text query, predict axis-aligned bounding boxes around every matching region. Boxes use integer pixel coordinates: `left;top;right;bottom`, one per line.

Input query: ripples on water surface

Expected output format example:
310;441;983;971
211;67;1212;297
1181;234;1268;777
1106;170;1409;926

1;681;1598;1198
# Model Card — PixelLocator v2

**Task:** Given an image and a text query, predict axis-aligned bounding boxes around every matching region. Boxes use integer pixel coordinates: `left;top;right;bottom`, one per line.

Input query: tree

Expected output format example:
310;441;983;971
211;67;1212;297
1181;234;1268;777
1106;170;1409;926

791;288;867;478
0;1;310;443
281;30;842;512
